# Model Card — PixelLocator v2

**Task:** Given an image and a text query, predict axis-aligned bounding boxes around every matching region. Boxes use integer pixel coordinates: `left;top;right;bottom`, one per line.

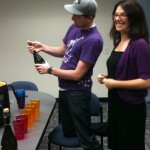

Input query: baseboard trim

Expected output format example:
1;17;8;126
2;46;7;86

99;97;108;102
56;97;108;102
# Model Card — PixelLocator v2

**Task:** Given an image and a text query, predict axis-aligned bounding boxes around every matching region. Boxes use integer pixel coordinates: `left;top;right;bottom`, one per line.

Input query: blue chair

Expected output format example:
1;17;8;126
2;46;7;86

48;93;104;150
8;81;38;91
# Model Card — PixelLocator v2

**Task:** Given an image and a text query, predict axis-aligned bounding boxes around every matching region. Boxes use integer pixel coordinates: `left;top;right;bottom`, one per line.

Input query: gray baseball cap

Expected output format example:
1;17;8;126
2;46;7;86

64;0;97;16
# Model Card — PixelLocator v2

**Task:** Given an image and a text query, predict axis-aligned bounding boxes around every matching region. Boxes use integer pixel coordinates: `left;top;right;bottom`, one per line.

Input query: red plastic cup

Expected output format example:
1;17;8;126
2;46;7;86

16;115;28;133
12;120;25;140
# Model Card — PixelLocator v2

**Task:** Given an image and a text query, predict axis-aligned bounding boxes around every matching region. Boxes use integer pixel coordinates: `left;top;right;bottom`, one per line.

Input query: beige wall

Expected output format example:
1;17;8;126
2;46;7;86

0;0;120;98
138;0;150;39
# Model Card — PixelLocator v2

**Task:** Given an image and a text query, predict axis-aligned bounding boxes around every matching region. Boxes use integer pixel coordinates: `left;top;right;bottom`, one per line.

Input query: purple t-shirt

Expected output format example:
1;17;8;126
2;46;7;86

115;39;150;104
59;24;103;91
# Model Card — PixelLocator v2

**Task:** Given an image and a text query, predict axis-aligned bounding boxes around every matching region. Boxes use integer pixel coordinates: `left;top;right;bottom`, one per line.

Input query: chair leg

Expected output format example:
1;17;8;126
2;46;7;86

101;136;104;148
48;141;51;150
100;106;105;148
59;145;62;150
48;141;62;150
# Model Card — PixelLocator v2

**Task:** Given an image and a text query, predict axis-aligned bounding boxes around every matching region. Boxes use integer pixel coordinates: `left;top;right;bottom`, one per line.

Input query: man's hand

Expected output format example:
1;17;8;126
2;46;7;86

27;40;44;53
35;61;50;74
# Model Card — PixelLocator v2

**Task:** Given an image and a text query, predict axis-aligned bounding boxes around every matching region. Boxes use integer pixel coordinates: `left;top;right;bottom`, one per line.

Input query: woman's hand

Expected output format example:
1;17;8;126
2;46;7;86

97;74;116;89
97;74;107;84
103;78;116;89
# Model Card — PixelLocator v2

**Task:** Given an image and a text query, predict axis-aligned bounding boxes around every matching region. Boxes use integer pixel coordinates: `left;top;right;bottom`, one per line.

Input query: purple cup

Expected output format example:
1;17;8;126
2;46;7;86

15;89;25;109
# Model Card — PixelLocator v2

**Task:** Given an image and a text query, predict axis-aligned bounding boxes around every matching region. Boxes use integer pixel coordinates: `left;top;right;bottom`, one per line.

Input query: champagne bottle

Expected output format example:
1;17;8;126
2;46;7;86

0;95;4;126
33;51;45;64
1;108;18;150
28;42;45;64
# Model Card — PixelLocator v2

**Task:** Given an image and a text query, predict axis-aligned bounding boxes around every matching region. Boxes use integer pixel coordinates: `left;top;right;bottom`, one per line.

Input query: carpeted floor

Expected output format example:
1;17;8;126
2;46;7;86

38;101;150;150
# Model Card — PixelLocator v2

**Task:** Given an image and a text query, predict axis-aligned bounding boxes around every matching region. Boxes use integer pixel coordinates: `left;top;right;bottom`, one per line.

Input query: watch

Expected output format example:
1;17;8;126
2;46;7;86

47;67;53;74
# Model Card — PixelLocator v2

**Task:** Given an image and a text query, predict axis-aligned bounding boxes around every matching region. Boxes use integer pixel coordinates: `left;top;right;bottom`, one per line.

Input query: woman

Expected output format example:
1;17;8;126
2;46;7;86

98;0;150;150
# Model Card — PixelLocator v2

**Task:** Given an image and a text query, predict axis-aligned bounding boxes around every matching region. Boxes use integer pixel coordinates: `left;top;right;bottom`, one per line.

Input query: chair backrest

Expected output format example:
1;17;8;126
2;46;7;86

9;81;38;91
90;93;100;116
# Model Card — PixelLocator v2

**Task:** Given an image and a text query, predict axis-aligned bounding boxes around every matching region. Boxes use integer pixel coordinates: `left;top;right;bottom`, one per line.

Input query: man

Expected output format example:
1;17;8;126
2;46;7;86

27;0;103;149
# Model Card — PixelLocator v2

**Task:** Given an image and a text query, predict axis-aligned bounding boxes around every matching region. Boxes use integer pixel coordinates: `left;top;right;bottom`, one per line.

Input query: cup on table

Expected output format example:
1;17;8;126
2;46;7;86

16;115;28;133
12;119;25;140
21;109;32;128
30;99;40;116
24;107;35;126
15;89;26;109
25;103;36;122
29;101;38;118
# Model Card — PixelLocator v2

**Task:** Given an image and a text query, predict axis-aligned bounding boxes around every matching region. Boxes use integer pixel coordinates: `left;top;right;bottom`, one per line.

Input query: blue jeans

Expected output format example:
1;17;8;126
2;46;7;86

58;90;102;150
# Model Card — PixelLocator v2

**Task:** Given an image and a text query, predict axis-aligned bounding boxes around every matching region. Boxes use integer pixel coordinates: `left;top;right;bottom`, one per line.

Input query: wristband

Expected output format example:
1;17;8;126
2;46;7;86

47;67;53;74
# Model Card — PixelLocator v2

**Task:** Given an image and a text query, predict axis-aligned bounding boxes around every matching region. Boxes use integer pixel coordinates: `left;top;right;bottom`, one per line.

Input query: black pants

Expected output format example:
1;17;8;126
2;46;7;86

58;90;102;150
108;89;146;150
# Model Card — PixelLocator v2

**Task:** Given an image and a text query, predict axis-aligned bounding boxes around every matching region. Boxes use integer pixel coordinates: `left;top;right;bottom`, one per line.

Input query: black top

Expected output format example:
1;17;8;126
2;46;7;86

107;51;123;79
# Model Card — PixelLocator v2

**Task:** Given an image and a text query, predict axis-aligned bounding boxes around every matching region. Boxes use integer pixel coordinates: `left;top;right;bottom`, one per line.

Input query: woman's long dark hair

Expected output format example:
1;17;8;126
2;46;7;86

110;0;149;47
